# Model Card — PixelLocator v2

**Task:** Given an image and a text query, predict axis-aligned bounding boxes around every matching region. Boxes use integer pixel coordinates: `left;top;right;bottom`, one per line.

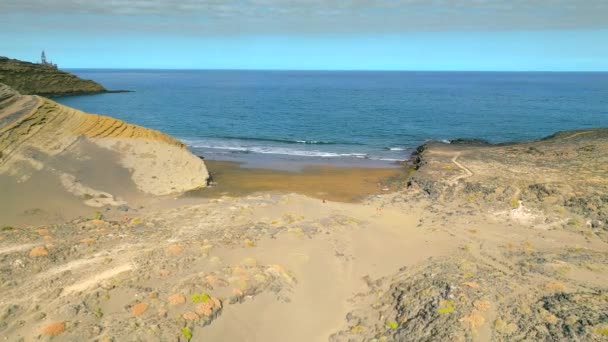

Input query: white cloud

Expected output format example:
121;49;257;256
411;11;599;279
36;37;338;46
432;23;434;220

1;0;607;34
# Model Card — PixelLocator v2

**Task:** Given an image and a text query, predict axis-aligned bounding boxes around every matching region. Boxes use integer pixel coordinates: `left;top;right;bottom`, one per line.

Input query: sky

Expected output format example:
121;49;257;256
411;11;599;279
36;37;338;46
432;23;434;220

1;0;607;71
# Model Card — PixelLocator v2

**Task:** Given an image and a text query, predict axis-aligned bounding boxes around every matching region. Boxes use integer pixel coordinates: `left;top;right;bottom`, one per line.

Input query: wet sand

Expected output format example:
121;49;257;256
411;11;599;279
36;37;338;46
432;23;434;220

188;160;413;202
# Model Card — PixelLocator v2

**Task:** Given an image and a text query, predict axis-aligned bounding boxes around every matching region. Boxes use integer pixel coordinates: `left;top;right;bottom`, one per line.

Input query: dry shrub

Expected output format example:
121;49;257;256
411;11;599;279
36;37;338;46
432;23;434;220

42;322;65;336
29;246;48;257
131;303;148;316
460;312;486;329
473;299;491;312
545;282;566;292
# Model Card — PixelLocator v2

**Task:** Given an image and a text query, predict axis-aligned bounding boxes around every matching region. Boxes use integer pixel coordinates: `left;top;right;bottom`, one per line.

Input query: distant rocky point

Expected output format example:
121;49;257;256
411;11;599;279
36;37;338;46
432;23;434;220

0;56;129;97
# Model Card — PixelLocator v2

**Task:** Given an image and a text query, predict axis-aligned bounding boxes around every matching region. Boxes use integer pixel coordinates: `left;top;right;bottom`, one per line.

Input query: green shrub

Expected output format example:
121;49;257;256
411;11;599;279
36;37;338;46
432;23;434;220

182;327;193;340
191;293;211;303
595;326;608;336
437;300;456;314
385;321;399;329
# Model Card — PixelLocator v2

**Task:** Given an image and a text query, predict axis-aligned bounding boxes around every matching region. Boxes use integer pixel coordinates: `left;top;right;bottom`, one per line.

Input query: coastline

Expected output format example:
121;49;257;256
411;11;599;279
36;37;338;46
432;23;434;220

187;160;413;202
1;71;607;340
1;110;607;340
45;89;134;98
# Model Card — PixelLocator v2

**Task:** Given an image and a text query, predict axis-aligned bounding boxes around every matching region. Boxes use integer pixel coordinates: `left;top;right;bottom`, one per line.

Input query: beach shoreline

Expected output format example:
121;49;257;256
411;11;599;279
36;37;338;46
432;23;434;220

186;159;413;203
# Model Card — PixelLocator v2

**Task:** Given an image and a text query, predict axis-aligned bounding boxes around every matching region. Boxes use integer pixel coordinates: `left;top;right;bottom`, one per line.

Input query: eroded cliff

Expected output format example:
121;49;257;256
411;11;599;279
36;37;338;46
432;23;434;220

0;83;209;210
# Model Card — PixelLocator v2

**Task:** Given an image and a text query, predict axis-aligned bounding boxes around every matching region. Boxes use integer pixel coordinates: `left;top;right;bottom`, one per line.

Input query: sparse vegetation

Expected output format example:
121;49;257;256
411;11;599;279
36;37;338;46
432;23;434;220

191;293;211;303
567;217;583;227
437;300;456;314
595;326;608;337
385;321;399;329
181;326;192;340
93;211;103;220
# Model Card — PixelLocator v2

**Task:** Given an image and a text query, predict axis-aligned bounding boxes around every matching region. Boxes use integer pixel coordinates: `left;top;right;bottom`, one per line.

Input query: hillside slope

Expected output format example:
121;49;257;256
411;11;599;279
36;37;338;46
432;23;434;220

0;56;106;96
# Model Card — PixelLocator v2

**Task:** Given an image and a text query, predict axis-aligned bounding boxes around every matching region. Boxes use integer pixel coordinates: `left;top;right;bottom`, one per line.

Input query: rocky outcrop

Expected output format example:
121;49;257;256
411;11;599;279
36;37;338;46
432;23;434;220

333;249;608;341
0;56;107;96
407;129;608;240
0;83;209;198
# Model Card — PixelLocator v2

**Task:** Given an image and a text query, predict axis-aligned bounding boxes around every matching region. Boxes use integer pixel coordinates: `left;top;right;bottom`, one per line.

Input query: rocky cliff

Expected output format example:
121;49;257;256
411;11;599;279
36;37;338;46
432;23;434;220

0;83;209;204
0;56;107;96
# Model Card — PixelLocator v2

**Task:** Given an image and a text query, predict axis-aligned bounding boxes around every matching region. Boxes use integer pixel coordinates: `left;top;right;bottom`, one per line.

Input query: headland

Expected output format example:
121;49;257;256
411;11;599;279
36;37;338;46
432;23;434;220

0;57;130;97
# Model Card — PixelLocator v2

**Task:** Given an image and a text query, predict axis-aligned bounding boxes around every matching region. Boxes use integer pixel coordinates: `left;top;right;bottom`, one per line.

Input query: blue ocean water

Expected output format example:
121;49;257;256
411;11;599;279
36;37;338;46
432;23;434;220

57;70;608;167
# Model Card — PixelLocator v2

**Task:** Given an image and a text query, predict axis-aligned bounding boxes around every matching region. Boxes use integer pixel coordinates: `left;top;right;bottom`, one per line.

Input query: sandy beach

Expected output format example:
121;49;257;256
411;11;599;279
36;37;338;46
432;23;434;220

190;160;412;202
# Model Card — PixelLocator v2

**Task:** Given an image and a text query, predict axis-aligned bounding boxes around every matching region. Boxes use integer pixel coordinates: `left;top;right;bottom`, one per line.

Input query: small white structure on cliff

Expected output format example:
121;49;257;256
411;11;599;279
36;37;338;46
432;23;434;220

40;50;58;69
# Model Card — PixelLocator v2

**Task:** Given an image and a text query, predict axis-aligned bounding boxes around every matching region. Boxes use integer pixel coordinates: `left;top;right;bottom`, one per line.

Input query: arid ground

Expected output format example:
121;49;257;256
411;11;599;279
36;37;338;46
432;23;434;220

1;128;607;341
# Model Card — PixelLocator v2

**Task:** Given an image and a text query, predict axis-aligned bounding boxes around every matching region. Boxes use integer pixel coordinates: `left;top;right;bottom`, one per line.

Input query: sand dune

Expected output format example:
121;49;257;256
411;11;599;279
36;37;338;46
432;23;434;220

0;82;209;224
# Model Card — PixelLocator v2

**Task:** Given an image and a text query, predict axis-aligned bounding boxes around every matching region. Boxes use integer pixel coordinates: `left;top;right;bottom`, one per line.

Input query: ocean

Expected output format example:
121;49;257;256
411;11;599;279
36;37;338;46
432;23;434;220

57;70;608;168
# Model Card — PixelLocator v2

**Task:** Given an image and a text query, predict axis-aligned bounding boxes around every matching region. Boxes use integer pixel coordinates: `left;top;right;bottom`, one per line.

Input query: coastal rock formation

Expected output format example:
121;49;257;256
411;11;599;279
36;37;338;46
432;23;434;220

333;249;608;341
328;131;608;342
0;56;106;96
408;129;608;240
0;83;208;207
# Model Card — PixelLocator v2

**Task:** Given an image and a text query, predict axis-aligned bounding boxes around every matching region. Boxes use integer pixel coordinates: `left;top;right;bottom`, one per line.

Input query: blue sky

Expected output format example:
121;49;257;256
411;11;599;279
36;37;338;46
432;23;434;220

1;1;607;71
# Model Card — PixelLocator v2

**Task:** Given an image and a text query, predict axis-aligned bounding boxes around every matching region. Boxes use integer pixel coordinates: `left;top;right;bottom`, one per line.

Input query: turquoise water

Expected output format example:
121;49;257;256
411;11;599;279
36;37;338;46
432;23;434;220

57;70;608;167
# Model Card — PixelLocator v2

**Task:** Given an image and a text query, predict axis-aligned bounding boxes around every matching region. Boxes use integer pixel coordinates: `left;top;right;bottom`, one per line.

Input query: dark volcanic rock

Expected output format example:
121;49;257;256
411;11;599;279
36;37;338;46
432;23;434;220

449;138;492;146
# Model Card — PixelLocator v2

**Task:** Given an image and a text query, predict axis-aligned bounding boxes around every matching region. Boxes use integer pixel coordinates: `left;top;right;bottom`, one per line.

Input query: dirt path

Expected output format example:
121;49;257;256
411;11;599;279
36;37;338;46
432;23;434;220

0;243;36;255
448;152;474;185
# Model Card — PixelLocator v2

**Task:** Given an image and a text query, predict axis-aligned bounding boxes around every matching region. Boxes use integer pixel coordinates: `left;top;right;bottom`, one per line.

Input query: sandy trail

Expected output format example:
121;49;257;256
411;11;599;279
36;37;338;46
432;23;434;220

179;198;458;341
36;256;106;279
37;243;143;280
0;243;36;255
62;263;134;295
448;152;474;185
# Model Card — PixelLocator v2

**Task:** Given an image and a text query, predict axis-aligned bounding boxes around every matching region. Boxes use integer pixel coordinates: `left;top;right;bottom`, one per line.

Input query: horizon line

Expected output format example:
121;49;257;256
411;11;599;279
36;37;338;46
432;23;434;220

63;68;608;73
